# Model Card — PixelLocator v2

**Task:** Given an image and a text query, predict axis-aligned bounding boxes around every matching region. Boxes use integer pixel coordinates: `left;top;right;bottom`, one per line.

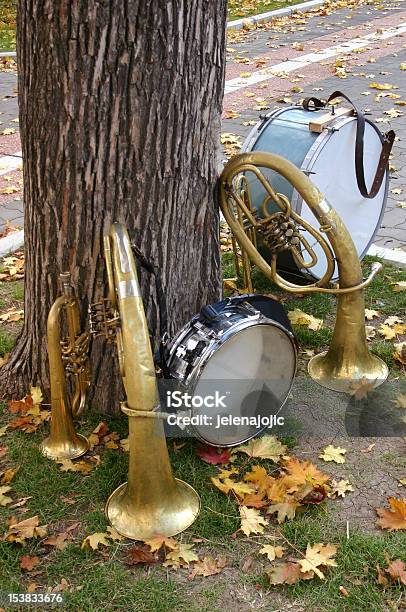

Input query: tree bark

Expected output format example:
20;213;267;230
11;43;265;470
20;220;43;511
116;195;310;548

0;0;226;412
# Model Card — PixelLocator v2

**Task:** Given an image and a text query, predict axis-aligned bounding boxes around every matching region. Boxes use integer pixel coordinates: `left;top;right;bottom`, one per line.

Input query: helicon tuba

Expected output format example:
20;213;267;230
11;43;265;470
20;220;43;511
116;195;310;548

40;272;90;460
96;223;200;539
219;152;388;393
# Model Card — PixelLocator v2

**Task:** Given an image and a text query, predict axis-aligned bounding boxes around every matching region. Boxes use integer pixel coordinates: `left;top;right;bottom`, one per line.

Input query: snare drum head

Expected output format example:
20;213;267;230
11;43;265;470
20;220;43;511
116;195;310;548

192;322;296;446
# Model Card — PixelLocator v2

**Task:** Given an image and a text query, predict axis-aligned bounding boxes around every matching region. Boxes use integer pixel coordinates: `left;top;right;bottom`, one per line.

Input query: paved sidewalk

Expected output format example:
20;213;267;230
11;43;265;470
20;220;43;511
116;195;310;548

0;0;405;252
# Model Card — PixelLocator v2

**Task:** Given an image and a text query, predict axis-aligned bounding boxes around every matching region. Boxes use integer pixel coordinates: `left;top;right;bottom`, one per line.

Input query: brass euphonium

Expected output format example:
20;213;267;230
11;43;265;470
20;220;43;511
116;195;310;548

41;272;90;460
219;152;388;393
99;223;200;539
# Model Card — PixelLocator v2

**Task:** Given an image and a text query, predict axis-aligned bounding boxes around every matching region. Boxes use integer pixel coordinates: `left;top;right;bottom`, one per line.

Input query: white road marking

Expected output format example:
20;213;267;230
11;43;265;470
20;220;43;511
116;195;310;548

225;22;406;94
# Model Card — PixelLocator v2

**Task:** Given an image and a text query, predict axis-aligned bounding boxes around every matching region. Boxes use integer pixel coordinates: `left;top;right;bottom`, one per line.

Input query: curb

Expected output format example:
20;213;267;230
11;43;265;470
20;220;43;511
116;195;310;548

0;0;328;58
0;229;24;257
227;0;325;29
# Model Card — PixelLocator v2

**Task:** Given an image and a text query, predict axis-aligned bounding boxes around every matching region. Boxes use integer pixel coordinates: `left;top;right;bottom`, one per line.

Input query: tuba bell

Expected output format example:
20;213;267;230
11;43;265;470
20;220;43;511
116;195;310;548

219;152;388;393
96;223;200;540
40;272;90;460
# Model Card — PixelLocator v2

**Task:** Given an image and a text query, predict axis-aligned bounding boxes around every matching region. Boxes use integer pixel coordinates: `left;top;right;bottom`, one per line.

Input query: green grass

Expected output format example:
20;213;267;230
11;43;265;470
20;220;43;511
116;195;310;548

0;330;15;355
0;0;16;52
227;0;305;21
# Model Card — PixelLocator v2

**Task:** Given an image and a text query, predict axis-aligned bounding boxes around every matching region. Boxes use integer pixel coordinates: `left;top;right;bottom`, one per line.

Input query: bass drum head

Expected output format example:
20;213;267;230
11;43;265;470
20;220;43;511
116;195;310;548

192;322;296;446
243;109;388;281
297;117;388;280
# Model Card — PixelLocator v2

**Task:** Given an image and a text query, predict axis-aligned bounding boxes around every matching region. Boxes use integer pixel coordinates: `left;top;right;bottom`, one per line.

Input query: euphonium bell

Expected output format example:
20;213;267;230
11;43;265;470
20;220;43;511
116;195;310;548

219;152;388;393
40;272;90;460
101;223;200;539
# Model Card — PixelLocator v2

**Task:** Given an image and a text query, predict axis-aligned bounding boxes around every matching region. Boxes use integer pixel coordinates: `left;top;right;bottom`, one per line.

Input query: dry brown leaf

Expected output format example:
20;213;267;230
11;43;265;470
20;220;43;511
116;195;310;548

365;309;380;320
267;562;313;585
20;555;40;571
125;545;157;565
189;556;227;579
328;479;354;498
392;394;406;409
268;500;299;523
349;377;376;400
4;516;48;544
0;466;19;485
57;459;94;475
385;558;406;585
376;498;406;531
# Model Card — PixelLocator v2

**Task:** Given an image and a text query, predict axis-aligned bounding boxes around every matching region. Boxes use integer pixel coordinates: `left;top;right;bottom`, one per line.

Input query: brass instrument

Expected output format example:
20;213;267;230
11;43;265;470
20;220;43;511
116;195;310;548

95;223;200;539
219;152;389;393
40;272;90;460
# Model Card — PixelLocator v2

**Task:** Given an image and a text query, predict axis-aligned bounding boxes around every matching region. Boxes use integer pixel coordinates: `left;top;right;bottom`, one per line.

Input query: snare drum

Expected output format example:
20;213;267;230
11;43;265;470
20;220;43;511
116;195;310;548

165;295;297;447
243;105;389;281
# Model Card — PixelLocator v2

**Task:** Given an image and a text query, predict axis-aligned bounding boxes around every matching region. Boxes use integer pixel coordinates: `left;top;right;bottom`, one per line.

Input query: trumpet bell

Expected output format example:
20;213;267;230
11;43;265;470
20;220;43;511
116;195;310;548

105;410;200;540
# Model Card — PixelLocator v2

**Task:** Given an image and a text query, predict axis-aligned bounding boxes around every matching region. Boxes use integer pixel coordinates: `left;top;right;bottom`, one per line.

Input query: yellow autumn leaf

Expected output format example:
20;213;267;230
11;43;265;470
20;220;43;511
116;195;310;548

328;479;354;498
1;128;16;135
392;394;406;410
392;281;406;292
0;425;8;437
319;445;346;464
268;500;299;523
163;543;199;568
369;82;397;91
142;534;178;552
57;459;94;474
240;506;269;536
233;435;287;462
259;544;285;561
4;516;48;544
288;309;323;331
81;532;111;550
30;386;43;405
297;543;337;579
365;309;380;320
0;485;12;506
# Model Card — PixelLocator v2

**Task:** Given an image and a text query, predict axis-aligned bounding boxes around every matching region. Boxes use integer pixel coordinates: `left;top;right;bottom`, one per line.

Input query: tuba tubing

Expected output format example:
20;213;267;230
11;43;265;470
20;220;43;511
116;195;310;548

104;223;200;540
219;152;389;392
40;273;89;460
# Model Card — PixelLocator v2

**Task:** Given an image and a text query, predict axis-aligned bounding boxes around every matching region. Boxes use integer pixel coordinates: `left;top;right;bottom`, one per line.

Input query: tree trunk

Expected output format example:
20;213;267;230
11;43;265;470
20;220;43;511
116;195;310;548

0;0;226;412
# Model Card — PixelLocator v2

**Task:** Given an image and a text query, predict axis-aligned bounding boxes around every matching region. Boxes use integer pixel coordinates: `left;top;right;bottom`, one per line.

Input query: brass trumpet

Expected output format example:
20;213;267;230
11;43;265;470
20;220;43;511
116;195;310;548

219;152;388;393
40;272;90;460
98;223;200;539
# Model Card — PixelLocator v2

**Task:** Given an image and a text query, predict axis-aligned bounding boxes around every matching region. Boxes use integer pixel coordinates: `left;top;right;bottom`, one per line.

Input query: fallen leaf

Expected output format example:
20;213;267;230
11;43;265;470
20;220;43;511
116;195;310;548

376;498;406;531
288;309;323;331
392;394;406;409
259;544;284;561
124;545;157;565
349;377;376;400
319;445;347;464
196;444;231;465
0;308;24;323
143;534;178;552
328;479;354;498
30;386;43;405
385;558;406;585
361;443;376;453
20;555;40;571
234;435;287;462
189;555;227;579
267;562;312;585
365;309;380;320
106;526;124;542
268;500;299;523
297;543;337;579
0;485;12;506
0;466;20;485
392;281;406;292
4;516;47;544
1;127;15;135
163;543;199;568
369;82;397;90
58;459;94;475
42;532;69;551
239;506;268;536
81;532;111;550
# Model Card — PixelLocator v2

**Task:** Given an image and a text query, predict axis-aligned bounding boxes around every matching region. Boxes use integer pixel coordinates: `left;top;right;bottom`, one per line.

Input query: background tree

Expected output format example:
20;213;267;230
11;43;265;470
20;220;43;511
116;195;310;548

0;0;227;411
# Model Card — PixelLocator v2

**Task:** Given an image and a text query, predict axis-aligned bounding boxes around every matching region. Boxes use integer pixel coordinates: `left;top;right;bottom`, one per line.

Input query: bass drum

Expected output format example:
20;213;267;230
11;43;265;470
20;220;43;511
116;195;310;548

242;106;389;282
165;295;297;447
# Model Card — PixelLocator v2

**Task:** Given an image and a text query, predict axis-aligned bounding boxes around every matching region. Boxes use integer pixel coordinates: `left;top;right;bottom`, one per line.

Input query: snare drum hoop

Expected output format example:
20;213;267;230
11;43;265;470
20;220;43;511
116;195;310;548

242;106;389;280
169;314;298;447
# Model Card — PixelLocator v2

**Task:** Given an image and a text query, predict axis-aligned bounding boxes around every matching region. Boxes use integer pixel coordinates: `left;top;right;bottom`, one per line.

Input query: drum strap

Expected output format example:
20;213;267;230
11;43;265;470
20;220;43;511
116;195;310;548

130;243;171;377
303;90;395;199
